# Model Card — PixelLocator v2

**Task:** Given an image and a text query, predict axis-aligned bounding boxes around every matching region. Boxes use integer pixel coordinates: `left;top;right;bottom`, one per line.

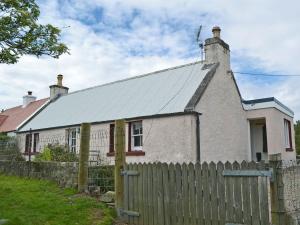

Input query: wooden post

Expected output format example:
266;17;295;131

78;123;91;192
115;119;126;216
269;153;287;225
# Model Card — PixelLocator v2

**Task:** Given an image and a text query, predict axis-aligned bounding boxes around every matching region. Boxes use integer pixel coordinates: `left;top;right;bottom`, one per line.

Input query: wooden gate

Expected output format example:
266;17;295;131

121;161;271;225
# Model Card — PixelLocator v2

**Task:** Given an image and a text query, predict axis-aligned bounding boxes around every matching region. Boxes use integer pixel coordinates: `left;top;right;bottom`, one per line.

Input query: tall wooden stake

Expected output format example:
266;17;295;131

115;119;125;216
269;153;287;225
78;123;91;192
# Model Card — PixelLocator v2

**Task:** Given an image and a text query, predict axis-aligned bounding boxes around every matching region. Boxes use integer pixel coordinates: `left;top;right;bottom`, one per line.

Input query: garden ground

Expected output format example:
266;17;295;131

0;174;116;225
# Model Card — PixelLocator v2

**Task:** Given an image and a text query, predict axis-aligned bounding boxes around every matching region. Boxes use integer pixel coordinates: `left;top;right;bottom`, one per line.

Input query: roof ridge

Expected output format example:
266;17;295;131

1;97;49;114
66;60;204;97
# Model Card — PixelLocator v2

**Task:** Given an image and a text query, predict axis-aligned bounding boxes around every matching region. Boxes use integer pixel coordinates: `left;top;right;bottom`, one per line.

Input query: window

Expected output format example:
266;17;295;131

109;124;115;153
33;133;39;153
129;121;143;151
107;121;145;157
25;134;32;153
67;128;77;153
284;119;293;151
25;133;39;154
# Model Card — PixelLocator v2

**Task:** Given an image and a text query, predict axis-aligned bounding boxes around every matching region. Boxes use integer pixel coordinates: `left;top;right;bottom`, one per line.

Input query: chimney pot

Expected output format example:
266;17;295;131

57;74;63;86
28;91;32;96
212;26;221;38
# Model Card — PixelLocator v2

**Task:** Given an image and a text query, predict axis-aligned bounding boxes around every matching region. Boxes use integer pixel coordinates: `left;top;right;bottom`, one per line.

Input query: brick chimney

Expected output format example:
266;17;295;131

23;91;37;108
49;74;69;100
204;26;230;70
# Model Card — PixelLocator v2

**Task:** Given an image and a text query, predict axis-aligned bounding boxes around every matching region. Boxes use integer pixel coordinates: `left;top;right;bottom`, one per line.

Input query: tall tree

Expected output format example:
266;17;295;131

0;0;69;64
295;120;300;155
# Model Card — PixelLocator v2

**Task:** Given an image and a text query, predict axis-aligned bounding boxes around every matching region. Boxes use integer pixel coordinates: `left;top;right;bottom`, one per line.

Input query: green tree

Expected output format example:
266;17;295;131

295;120;300;155
0;0;69;64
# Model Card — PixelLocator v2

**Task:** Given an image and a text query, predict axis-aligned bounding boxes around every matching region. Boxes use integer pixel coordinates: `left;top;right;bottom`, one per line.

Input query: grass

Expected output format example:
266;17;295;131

0;174;116;225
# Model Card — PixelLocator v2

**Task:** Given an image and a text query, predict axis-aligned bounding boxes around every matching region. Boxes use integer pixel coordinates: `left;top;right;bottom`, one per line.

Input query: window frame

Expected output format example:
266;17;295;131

129;121;143;151
284;119;293;151
107;121;145;157
25;134;32;153
67;128;77;153
109;123;115;153
33;133;39;153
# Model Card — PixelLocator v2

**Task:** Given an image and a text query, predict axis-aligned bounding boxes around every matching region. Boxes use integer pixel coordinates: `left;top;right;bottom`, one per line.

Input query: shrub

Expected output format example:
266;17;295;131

0;133;25;161
34;147;51;161
34;144;78;162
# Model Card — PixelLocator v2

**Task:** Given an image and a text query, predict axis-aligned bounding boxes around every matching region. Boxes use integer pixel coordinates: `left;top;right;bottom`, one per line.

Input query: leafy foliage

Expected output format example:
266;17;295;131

0;133;25;161
34;144;78;162
0;0;69;64
294;121;299;155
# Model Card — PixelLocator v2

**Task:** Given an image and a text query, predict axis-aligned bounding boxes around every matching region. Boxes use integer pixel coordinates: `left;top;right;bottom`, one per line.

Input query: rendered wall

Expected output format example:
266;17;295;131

195;65;250;162
17;114;197;164
246;108;296;160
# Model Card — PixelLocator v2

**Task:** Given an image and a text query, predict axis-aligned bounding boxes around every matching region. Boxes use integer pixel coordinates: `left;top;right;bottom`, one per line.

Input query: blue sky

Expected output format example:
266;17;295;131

0;0;300;119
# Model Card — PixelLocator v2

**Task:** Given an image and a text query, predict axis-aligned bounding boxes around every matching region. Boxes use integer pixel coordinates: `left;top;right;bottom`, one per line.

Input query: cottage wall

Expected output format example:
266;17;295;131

135;114;197;164
17;114;197;164
195;65;250;162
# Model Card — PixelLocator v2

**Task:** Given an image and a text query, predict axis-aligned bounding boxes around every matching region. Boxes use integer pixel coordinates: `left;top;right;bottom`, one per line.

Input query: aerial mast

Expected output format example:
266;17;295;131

196;25;204;61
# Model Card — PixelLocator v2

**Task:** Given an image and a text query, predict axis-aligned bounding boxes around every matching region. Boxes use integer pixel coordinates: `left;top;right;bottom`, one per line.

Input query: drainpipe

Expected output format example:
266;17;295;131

194;112;201;162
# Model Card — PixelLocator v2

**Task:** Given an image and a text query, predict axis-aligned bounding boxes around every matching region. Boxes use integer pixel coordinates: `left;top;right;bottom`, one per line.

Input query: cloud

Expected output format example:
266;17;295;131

0;0;299;120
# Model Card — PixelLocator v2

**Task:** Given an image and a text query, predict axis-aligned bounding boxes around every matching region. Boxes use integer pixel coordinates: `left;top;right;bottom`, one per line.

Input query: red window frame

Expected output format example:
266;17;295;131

107;121;145;157
25;134;32;153
128;122;132;152
109;124;115;153
284;119;293;151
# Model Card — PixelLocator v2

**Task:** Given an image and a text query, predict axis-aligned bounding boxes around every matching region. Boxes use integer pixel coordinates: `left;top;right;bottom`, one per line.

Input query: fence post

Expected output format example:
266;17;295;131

269;153;287;225
78;123;91;192
114;119;125;217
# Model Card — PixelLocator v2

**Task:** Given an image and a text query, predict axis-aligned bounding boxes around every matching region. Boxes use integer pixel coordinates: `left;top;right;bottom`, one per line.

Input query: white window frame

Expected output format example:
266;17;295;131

131;121;143;151
68;128;77;153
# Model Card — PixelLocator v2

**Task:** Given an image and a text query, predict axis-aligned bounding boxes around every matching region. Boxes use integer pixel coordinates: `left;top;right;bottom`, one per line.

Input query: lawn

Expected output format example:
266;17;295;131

0;174;116;225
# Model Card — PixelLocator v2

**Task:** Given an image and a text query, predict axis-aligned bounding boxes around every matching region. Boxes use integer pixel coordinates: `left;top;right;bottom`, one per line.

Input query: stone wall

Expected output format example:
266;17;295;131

0;160;78;188
282;161;300;224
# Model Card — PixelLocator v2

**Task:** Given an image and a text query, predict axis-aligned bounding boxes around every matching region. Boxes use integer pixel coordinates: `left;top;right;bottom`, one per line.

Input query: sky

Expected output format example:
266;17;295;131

0;0;300;120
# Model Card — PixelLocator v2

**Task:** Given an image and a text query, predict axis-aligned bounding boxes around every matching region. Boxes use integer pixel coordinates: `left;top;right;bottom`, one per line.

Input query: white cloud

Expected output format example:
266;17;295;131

0;0;300;120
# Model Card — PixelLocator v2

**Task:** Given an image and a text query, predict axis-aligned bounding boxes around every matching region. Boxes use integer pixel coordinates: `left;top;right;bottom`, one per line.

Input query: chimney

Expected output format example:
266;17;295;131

204;26;230;70
49;74;69;100
23;91;37;107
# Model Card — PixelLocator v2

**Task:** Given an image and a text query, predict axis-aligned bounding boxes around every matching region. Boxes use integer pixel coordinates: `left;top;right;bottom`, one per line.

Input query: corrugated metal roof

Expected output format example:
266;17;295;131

20;61;214;131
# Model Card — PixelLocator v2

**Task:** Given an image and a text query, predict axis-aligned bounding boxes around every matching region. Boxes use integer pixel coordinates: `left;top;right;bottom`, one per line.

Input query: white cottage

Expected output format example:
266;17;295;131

17;26;296;163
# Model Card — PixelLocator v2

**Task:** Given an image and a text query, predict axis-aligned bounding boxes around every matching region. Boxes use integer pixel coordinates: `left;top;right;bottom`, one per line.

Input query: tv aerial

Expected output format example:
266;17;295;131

196;25;204;61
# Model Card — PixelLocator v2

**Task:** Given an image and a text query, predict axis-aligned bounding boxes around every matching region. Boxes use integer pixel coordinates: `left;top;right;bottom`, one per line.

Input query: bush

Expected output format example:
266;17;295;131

34;144;78;162
0;133;25;161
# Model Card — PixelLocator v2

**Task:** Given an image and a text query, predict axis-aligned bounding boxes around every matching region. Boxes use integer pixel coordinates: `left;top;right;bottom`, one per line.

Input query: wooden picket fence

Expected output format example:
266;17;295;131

122;161;271;225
